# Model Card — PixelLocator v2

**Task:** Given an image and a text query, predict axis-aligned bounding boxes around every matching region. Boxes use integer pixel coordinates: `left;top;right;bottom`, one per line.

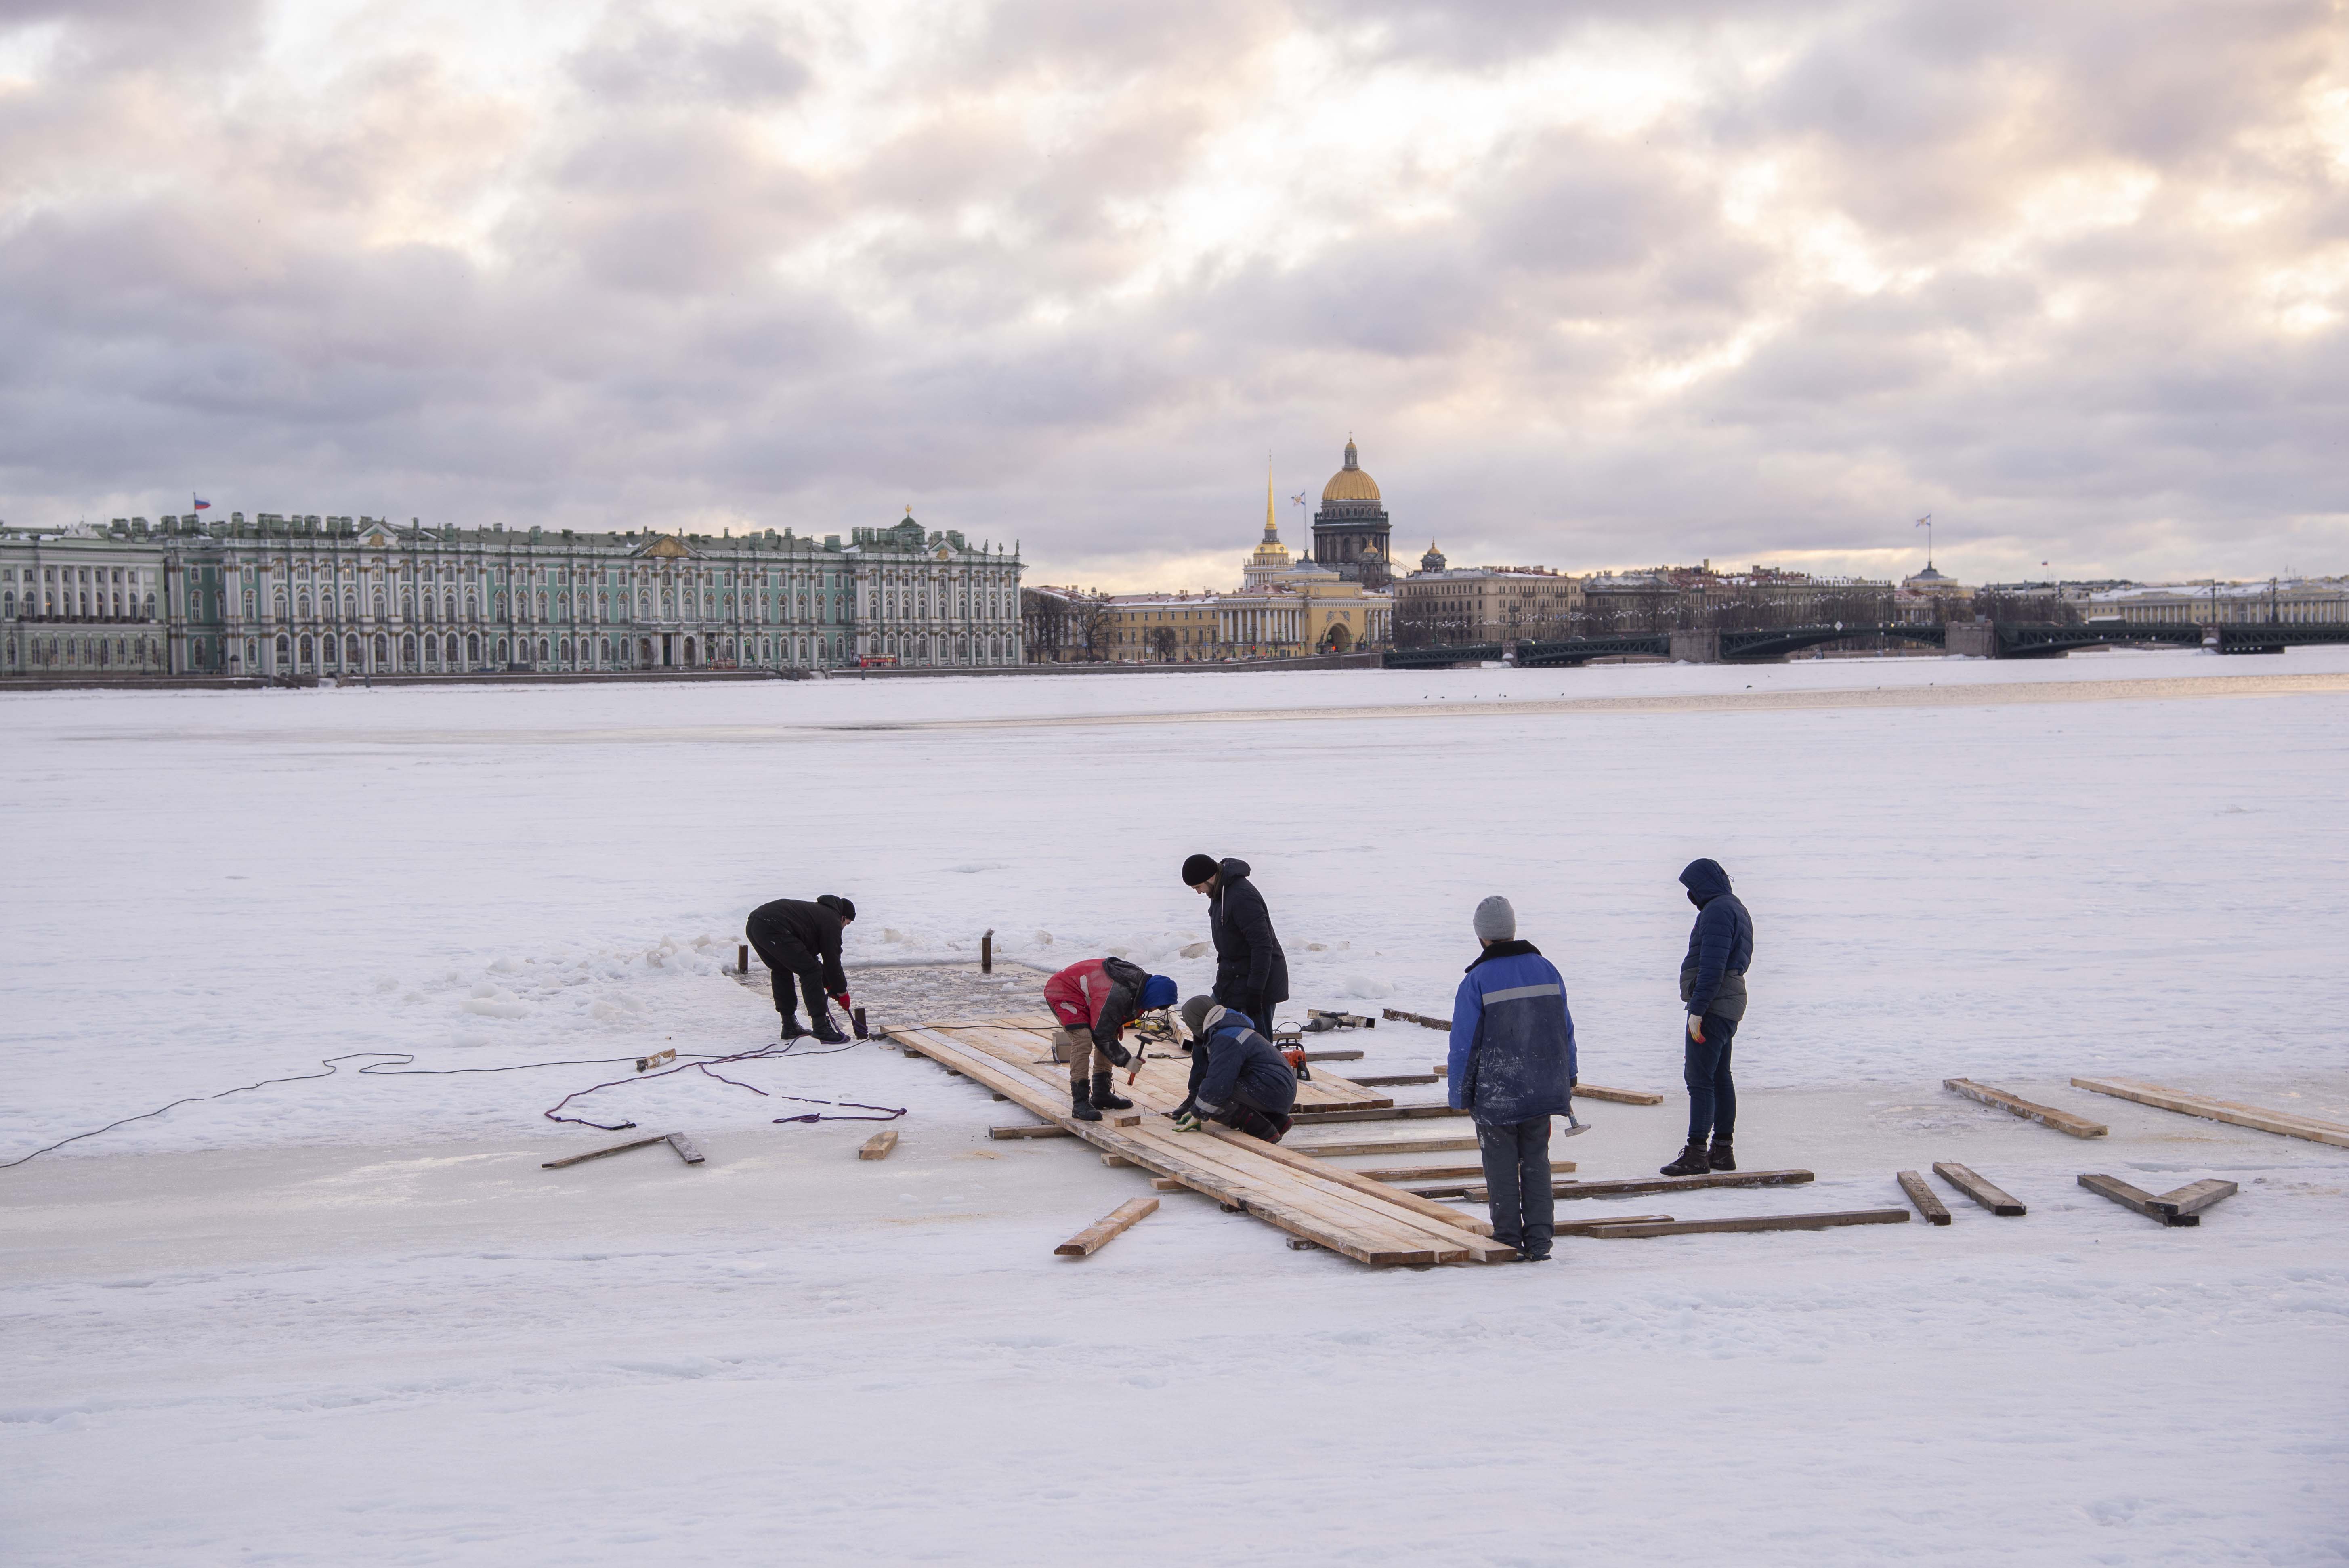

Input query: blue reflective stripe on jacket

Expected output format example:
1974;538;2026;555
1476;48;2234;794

1447;942;1575;1125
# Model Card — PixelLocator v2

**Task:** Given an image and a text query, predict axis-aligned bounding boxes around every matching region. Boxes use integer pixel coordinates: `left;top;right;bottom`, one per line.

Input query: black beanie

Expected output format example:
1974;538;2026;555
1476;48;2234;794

818;894;856;922
1181;854;1218;886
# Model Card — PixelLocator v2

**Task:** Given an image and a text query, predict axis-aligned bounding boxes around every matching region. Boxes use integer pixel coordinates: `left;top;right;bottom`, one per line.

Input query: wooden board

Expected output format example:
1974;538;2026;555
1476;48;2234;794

1055;1197;1159;1256
2077;1173;2199;1226
858;1129;900;1160
1896;1169;1952;1225
893;1021;1509;1266
1287;1104;1467;1125
1554;1214;1673;1236
1350;1161;1575;1184
1582;1208;1910;1240
2154;1178;2238;1219
1350;1073;1440;1087
1571;1085;1665;1106
988;1123;1072;1139
541;1135;665;1169
1403;1169;1815;1202
1287;1131;1482;1159
1932;1161;2026;1216
665;1132;705;1165
1944;1077;2108;1138
2070;1076;2349;1148
1383;1008;1451;1030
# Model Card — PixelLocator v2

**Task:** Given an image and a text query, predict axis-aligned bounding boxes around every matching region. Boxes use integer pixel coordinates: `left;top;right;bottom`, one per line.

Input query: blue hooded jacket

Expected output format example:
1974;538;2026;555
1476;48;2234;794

1447;940;1576;1125
1192;1006;1298;1121
1679;859;1753;1020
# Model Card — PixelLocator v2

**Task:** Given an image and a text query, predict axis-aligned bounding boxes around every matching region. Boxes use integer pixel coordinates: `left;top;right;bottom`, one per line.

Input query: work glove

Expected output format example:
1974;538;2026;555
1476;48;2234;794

1172;1110;1203;1133
1102;1040;1133;1069
1687;1015;1705;1045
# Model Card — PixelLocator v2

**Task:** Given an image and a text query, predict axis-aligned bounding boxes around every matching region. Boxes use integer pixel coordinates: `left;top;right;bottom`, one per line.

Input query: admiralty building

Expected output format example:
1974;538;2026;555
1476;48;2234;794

0;508;1023;679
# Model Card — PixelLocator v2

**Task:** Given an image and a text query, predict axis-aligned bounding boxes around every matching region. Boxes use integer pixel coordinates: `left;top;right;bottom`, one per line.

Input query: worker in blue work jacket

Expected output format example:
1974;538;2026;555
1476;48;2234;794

1448;896;1577;1262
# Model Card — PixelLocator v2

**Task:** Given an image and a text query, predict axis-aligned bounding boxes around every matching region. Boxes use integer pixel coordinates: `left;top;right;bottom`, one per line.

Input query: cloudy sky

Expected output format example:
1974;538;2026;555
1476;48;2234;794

2;1;2343;590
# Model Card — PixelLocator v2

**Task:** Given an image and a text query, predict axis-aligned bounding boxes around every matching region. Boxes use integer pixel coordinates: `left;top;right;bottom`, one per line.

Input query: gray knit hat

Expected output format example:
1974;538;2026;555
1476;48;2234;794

1473;895;1516;942
1180;994;1217;1042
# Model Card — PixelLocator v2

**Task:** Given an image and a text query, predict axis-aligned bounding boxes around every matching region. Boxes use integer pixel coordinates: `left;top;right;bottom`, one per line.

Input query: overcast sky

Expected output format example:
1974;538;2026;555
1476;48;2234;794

2;1;2343;590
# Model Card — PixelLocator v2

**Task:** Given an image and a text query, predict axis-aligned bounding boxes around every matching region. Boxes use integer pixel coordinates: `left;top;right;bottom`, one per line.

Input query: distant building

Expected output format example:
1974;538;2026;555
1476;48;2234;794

1394;563;1582;642
1;507;1023;680
1311;439;1394;588
2086;577;2349;626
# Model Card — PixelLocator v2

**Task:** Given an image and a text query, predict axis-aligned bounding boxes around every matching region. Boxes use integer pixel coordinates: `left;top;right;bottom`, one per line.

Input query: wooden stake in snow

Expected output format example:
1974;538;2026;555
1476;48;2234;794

1055;1197;1158;1257
2070;1077;2349;1148
737;943;749;975
665;1133;705;1165
1933;1161;2026;1216
541;1135;667;1169
858;1129;899;1161
1896;1170;1952;1225
1943;1078;2107;1138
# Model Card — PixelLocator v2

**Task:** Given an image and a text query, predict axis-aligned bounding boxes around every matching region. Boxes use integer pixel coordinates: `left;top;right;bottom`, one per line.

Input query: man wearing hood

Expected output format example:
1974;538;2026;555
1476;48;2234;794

1043;956;1178;1123
1173;996;1297;1142
1180;854;1291;1117
1662;859;1754;1177
1448;896;1576;1262
744;894;857;1044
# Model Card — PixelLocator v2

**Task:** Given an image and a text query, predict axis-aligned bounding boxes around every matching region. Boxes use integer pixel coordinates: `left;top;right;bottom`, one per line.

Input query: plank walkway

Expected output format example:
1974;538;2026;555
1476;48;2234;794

894;1018;1515;1267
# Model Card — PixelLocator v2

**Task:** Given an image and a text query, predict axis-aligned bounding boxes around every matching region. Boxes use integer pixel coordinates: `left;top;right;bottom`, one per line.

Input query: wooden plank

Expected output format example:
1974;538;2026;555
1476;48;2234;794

1383;1008;1451;1030
1404;1169;1815;1201
1201;1124;1515;1255
1571;1084;1665;1106
1583;1208;1911;1239
988;1123;1073;1140
1932;1161;2026;1216
1171;1128;1481;1263
2077;1173;2198;1226
1350;1073;1441;1087
540;1135;666;1169
2155;1178;2238;1219
1301;1049;1364;1062
1553;1215;1673;1236
1150;1176;1183;1191
1055;1197;1159;1257
2070;1076;2349;1148
1289;1132;1481;1158
1944;1077;2108;1138
1100;1153;1134;1167
858;1129;900;1160
1896;1169;1951;1225
1288;1104;1468;1125
665;1132;705;1166
1350;1161;1575;1184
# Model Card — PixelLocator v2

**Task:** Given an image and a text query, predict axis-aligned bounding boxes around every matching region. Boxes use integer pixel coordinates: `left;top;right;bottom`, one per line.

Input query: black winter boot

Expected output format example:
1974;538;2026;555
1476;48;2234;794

1660;1140;1711;1177
1091;1073;1133;1112
1708;1140;1736;1172
1071;1083;1102;1123
778;1016;809;1041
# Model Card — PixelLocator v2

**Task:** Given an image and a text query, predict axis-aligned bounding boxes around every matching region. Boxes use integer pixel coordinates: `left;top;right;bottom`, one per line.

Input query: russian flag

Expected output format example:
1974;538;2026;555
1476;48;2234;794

192;496;212;510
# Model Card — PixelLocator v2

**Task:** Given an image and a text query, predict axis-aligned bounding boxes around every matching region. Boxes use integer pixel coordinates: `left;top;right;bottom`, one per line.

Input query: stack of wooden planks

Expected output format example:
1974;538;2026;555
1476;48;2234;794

893;1017;1515;1266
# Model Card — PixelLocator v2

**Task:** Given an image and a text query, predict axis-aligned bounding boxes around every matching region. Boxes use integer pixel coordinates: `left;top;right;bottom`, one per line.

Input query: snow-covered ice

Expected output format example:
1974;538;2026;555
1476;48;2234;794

4;649;2346;1564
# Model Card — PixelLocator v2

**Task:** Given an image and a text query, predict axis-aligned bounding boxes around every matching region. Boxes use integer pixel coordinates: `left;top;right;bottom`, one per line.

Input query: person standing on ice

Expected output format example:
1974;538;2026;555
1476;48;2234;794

1042;956;1178;1123
1182;853;1290;1118
1173;995;1297;1142
1660;858;1754;1178
1448;896;1576;1262
743;894;856;1044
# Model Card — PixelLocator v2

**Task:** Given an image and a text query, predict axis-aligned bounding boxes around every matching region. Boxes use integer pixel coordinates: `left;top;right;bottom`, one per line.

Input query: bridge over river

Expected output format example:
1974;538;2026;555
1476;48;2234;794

1385;621;2349;670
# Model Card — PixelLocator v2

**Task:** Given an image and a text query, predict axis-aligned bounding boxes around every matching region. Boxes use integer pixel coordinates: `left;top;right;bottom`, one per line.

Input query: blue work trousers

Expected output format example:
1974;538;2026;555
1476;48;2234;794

1684;1014;1739;1144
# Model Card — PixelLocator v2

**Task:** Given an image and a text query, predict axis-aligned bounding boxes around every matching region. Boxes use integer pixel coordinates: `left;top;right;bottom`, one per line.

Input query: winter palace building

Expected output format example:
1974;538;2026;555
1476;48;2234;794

0;508;1022;680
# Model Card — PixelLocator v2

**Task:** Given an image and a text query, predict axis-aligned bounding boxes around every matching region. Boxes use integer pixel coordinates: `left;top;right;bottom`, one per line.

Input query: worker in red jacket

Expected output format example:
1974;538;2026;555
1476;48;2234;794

1043;957;1179;1123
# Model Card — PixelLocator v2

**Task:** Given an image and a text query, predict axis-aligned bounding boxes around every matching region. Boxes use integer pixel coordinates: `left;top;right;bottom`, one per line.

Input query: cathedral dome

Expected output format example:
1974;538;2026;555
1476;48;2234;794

1320;439;1381;503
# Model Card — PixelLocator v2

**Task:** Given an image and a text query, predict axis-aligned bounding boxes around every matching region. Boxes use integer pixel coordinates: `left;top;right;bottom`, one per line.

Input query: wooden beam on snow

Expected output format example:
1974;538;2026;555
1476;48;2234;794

988;1123;1073;1140
2078;1173;2199;1226
2070;1077;2349;1148
1055;1197;1159;1257
1572;1085;1666;1106
540;1135;667;1169
1896;1170;1951;1225
858;1129;900;1161
1300;1048;1364;1062
1291;1133;1481;1158
1288;1104;1467;1125
1944;1077;2108;1138
1351;1161;1574;1184
665;1132;705;1165
1405;1169;1814;1201
1383;1008;1451;1030
1933;1161;2026;1216
1583;1208;1910;1239
2154;1178;2238;1219
1348;1073;1442;1087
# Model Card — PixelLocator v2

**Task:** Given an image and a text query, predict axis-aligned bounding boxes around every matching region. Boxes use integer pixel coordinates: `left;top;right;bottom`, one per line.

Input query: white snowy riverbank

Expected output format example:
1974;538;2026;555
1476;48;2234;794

4;648;2347;1564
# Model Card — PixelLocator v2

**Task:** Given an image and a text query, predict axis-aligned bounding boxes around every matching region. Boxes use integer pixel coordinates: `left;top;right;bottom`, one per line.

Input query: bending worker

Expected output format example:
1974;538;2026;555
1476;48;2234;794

1043;955;1178;1123
1174;996;1297;1143
1448;896;1576;1263
744;894;856;1044
1661;857;1754;1178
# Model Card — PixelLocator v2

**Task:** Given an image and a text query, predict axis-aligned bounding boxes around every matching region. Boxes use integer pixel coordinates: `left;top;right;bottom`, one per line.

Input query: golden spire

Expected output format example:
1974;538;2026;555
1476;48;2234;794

1263;454;1278;544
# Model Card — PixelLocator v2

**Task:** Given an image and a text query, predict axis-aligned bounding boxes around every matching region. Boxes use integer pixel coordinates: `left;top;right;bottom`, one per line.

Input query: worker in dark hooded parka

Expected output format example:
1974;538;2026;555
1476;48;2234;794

1448;896;1576;1262
1660;858;1753;1177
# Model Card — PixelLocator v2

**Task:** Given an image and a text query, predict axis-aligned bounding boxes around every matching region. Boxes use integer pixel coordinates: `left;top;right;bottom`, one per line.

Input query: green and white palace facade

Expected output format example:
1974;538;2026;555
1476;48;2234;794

0;509;1023;680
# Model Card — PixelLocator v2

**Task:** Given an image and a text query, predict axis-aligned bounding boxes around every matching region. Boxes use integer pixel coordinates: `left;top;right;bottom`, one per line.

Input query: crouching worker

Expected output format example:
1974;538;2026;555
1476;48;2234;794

745;894;856;1043
1451;896;1577;1262
1173;996;1297;1142
1043;957;1178;1123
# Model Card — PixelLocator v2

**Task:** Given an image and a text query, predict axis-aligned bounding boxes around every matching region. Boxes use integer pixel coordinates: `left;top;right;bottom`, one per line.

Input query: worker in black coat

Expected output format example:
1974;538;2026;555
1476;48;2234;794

745;894;856;1043
1180;854;1291;1116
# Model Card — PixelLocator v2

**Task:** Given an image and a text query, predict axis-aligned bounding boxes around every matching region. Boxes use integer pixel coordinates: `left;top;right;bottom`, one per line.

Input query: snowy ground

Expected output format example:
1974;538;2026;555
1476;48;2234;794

4;649;2347;1564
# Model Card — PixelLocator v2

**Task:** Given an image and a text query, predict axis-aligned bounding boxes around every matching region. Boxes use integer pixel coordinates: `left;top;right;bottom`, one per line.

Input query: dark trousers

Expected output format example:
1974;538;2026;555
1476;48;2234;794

1477;1116;1555;1256
1684;1014;1739;1143
745;922;829;1026
1211;985;1269;1034
1209;1089;1292;1143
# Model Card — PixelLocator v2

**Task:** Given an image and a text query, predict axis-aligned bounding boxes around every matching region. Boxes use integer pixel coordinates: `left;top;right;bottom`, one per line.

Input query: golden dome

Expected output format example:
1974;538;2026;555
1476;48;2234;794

1320;438;1381;503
